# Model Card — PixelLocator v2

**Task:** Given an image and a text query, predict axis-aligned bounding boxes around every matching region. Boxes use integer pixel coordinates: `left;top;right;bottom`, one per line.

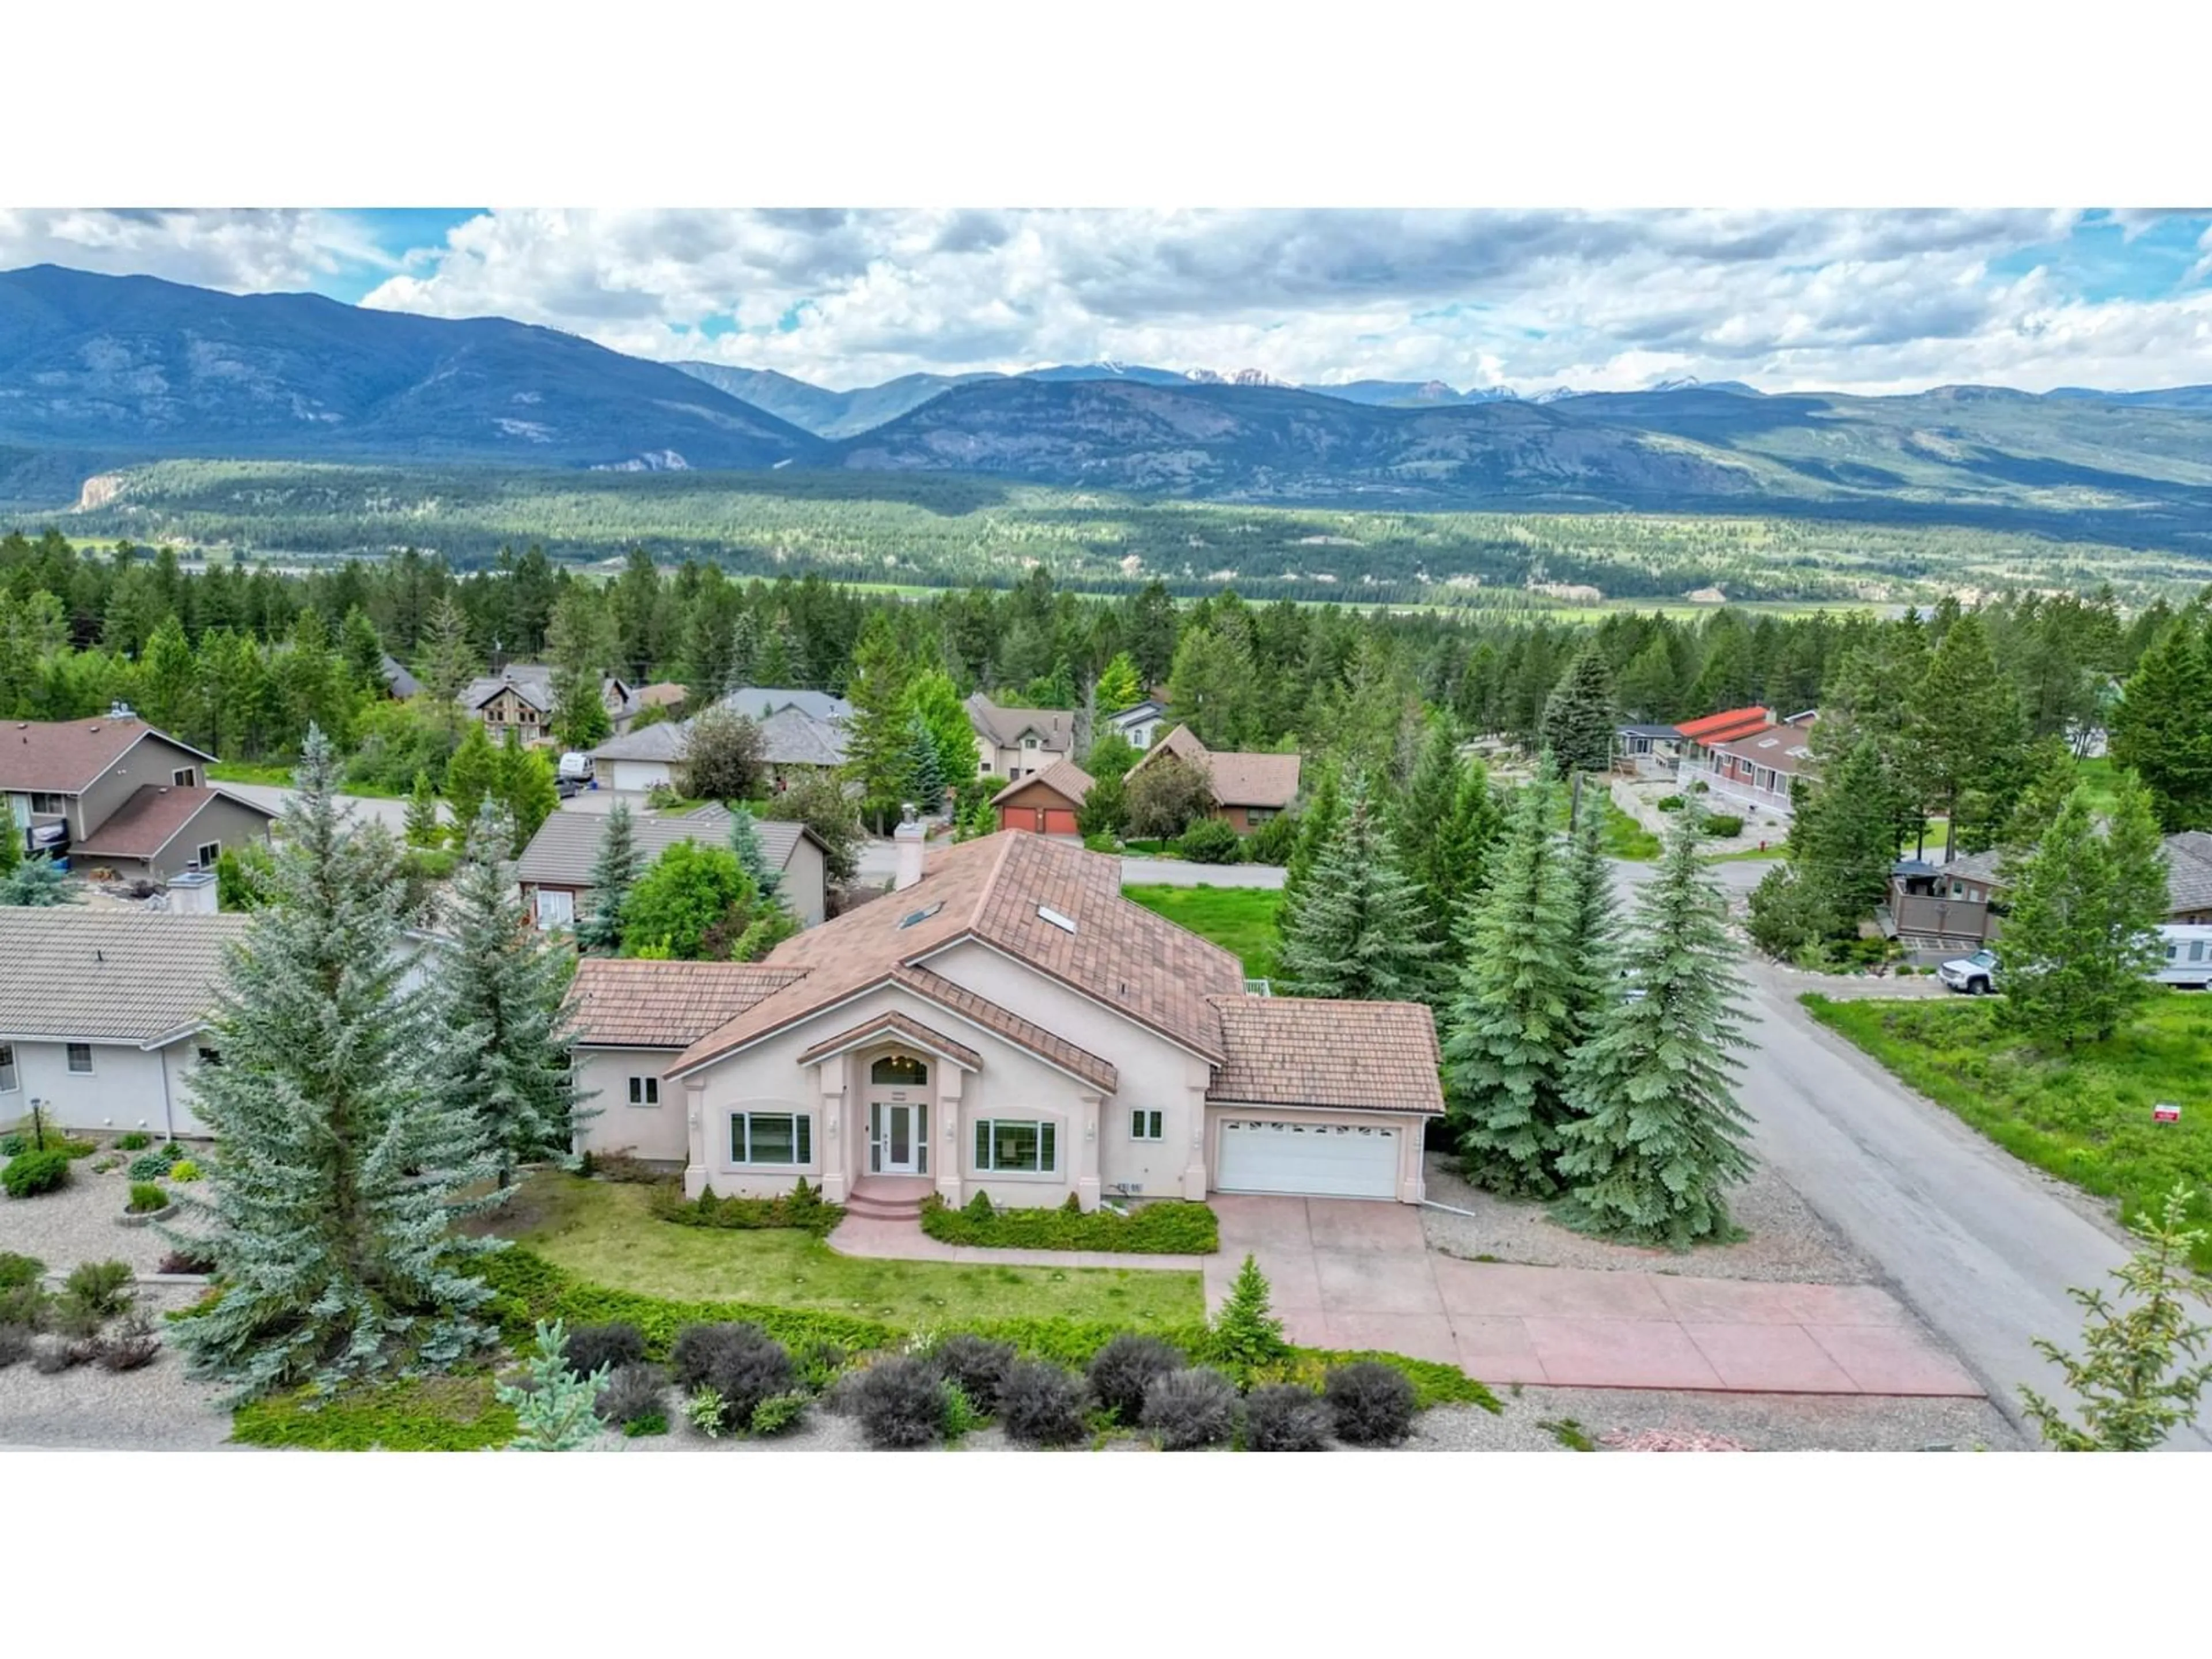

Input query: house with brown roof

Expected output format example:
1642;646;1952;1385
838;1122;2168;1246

1;710;276;881
566;829;1440;1210
1683;722;1816;819
1124;724;1302;832
965;694;1075;782
992;758;1093;836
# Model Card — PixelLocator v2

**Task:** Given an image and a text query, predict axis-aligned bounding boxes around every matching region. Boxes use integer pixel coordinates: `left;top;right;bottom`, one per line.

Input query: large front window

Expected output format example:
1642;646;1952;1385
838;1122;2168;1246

975;1119;1056;1174
732;1112;812;1166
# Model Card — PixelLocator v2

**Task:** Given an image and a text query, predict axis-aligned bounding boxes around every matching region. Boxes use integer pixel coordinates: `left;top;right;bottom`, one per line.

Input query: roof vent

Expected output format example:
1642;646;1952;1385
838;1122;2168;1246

1037;904;1077;934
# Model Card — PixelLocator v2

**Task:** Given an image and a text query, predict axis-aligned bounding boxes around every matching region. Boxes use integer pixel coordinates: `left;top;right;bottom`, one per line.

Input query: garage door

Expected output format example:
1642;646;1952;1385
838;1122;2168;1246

1215;1119;1399;1200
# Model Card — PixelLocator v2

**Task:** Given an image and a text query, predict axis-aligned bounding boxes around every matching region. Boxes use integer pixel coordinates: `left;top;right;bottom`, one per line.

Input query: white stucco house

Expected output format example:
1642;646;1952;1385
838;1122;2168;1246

567;826;1442;1211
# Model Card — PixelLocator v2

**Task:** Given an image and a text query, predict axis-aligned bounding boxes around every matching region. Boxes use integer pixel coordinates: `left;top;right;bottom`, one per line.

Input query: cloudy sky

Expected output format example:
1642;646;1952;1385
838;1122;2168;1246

5;207;2211;395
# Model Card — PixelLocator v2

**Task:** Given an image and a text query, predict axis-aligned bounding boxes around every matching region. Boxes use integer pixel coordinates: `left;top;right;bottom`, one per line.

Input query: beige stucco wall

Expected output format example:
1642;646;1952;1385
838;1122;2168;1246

6;1036;209;1139
913;938;1212;1201
779;834;827;927
1204;1102;1429;1203
573;1047;689;1162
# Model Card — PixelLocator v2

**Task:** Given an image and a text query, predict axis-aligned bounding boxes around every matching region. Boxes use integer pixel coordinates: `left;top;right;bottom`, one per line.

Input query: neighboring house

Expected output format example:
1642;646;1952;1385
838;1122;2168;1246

460;665;640;745
1;710;275;880
718;687;853;724
1673;705;1772;779
1884;830;2212;955
633;682;688;717
379;654;422;700
514;804;829;931
589;721;691;794
1124;724;1301;832
567;829;1441;1207
1686;725;1815;819
1613;723;1684;777
966;694;1075;781
1105;698;1171;751
993;759;1093;835
756;704;849;792
0;910;448;1138
0;909;248;1138
588;701;851;796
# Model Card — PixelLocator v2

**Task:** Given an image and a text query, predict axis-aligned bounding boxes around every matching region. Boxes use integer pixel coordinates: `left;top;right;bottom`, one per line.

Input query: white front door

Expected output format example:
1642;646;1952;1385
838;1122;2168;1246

1215;1119;1399;1200
870;1100;927;1175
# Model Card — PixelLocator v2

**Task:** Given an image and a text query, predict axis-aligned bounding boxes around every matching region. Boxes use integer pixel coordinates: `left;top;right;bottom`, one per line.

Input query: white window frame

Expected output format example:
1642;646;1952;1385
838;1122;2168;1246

535;888;575;930
67;1043;94;1074
628;1075;660;1107
1130;1108;1164;1142
729;1112;812;1166
172;767;198;789
0;1043;16;1093
974;1118;1058;1175
196;840;222;869
28;791;65;815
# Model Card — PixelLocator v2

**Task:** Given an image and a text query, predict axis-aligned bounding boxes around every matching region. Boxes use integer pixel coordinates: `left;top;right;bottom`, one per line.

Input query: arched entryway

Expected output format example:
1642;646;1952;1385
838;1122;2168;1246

866;1051;930;1176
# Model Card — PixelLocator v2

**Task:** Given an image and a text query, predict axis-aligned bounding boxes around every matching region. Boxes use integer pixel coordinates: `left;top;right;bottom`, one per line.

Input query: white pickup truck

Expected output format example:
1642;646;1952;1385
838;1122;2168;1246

1937;948;1999;995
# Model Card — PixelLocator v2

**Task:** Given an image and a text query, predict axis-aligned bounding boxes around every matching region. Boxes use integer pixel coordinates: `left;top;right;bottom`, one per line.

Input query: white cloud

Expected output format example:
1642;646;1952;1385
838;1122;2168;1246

0;208;377;294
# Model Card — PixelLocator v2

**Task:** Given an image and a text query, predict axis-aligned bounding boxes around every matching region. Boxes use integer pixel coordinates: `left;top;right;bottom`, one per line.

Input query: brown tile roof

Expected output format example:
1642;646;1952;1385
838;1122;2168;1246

796;1009;983;1073
567;958;806;1048
1207;997;1445;1115
72;785;275;860
965;694;1075;752
666;831;1242;1078
1126;725;1301;809
990;757;1094;810
892;965;1119;1091
1676;706;1771;745
0;717;214;796
0;910;249;1043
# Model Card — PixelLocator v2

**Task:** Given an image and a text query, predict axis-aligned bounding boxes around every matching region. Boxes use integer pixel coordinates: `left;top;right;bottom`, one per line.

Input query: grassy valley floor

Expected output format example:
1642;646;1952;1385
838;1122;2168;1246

1802;991;2212;1267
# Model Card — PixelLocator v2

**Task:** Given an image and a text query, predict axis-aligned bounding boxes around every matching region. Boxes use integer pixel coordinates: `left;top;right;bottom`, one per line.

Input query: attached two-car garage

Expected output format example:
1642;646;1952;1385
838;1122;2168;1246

1214;1118;1404;1201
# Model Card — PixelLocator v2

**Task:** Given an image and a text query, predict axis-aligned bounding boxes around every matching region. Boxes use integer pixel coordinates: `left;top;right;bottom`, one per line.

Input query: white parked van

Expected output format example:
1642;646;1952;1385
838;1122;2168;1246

2155;924;2212;990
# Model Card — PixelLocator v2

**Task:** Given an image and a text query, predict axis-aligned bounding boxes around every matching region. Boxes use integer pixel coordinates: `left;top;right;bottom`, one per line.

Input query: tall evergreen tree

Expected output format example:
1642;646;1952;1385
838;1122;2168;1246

404;768;442;850
444;720;498;836
1912;612;2025;857
546;586;618;751
1443;767;1582;1198
1551;810;1755;1247
842;619;918;831
495;732;560;853
1790;735;1914;931
1999;779;2169;1047
2109;616;2212;832
577;800;641;955
1538;639;1618;775
725;802;783;903
1281;761;1344;915
1275;777;1444;1003
168;728;502;1402
415;596;478;734
440;801;589;1189
1096;651;1144;711
900;710;949;812
1560;798;1617;1041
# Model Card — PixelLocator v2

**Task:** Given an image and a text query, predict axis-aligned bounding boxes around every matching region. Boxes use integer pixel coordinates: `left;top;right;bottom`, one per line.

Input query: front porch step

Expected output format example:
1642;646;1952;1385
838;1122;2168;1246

844;1176;934;1221
844;1195;928;1221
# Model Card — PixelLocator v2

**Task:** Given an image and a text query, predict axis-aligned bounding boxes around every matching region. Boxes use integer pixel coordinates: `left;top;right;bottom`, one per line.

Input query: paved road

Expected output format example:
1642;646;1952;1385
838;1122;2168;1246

222;782;412;835
1737;963;2210;1449
1119;857;1285;888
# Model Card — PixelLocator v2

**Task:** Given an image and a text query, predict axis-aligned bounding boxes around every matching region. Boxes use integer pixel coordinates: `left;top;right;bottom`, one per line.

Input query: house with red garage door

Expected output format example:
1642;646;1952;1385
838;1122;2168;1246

565;830;1442;1211
992;758;1093;835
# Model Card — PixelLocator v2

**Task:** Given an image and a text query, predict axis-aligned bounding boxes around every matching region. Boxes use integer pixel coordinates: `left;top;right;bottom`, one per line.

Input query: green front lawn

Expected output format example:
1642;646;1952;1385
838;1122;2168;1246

494;1176;1206;1328
1804;992;2212;1267
1123;883;1282;979
1599;797;1661;859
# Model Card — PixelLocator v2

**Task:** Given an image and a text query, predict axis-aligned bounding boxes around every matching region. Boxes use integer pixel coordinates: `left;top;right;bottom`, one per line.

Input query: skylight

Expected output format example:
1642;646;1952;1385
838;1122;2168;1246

898;901;945;930
1037;904;1077;934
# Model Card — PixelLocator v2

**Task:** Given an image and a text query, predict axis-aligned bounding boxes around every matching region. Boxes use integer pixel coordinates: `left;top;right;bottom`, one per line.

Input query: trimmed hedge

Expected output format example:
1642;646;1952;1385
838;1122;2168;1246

2;1149;71;1198
1702;813;1747;838
647;1178;845;1238
474;1247;1501;1415
232;1376;517;1450
918;1195;1219;1255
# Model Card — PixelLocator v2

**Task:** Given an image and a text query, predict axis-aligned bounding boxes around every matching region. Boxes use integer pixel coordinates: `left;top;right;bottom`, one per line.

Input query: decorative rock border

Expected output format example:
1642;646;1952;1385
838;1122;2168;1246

118;1203;178;1228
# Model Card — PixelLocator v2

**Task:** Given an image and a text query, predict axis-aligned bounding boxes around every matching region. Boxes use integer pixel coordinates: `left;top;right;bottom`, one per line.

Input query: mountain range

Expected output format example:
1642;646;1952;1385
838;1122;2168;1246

5;263;2212;555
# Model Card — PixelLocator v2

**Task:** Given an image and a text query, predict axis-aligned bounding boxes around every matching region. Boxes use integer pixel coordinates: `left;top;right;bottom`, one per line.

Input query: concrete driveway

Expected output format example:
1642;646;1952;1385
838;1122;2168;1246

1209;1195;1979;1397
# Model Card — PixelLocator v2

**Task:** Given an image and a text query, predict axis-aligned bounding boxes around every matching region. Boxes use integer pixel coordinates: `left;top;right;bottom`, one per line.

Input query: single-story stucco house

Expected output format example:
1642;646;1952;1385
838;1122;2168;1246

566;827;1442;1210
515;805;829;931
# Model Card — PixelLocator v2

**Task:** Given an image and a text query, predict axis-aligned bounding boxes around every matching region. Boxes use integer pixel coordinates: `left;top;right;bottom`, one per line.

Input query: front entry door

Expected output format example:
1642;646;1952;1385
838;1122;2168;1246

870;1100;927;1175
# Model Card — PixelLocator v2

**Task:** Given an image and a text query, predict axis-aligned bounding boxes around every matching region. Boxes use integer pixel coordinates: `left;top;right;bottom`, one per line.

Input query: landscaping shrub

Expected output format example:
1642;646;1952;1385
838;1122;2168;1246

0;1282;46;1332
157;1247;218;1275
1087;1333;1183;1425
127;1181;169;1214
1241;1384;1334;1451
648;1179;844;1237
594;1361;668;1427
850;1355;949;1449
1202;1255;1292;1380
1081;832;1120;854
793;1339;850;1395
94;1310;161;1373
125;1147;183;1181
998;1358;1090;1446
2;1149;71;1198
0;1133;21;1157
623;1412;669;1438
940;1380;983;1442
750;1389;809;1437
1702;813;1746;838
0;1323;32;1368
115;1132;151;1152
670;1322;797;1432
58;1137;98;1160
684;1386;732;1438
168;1160;202;1183
920;1195;1219;1255
1176;817;1244;865
562;1321;647;1380
32;1340;78;1374
64;1259;134;1320
1324;1361;1418;1446
929;1332;1016;1414
0;1251;42;1289
1247;811;1298;866
1141;1367;1238;1449
962;1188;995;1222
1656;795;1685;812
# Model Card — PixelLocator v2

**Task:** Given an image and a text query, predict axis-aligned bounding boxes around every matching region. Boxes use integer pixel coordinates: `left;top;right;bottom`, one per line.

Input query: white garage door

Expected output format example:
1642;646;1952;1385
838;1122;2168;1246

1215;1119;1400;1200
608;760;672;793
